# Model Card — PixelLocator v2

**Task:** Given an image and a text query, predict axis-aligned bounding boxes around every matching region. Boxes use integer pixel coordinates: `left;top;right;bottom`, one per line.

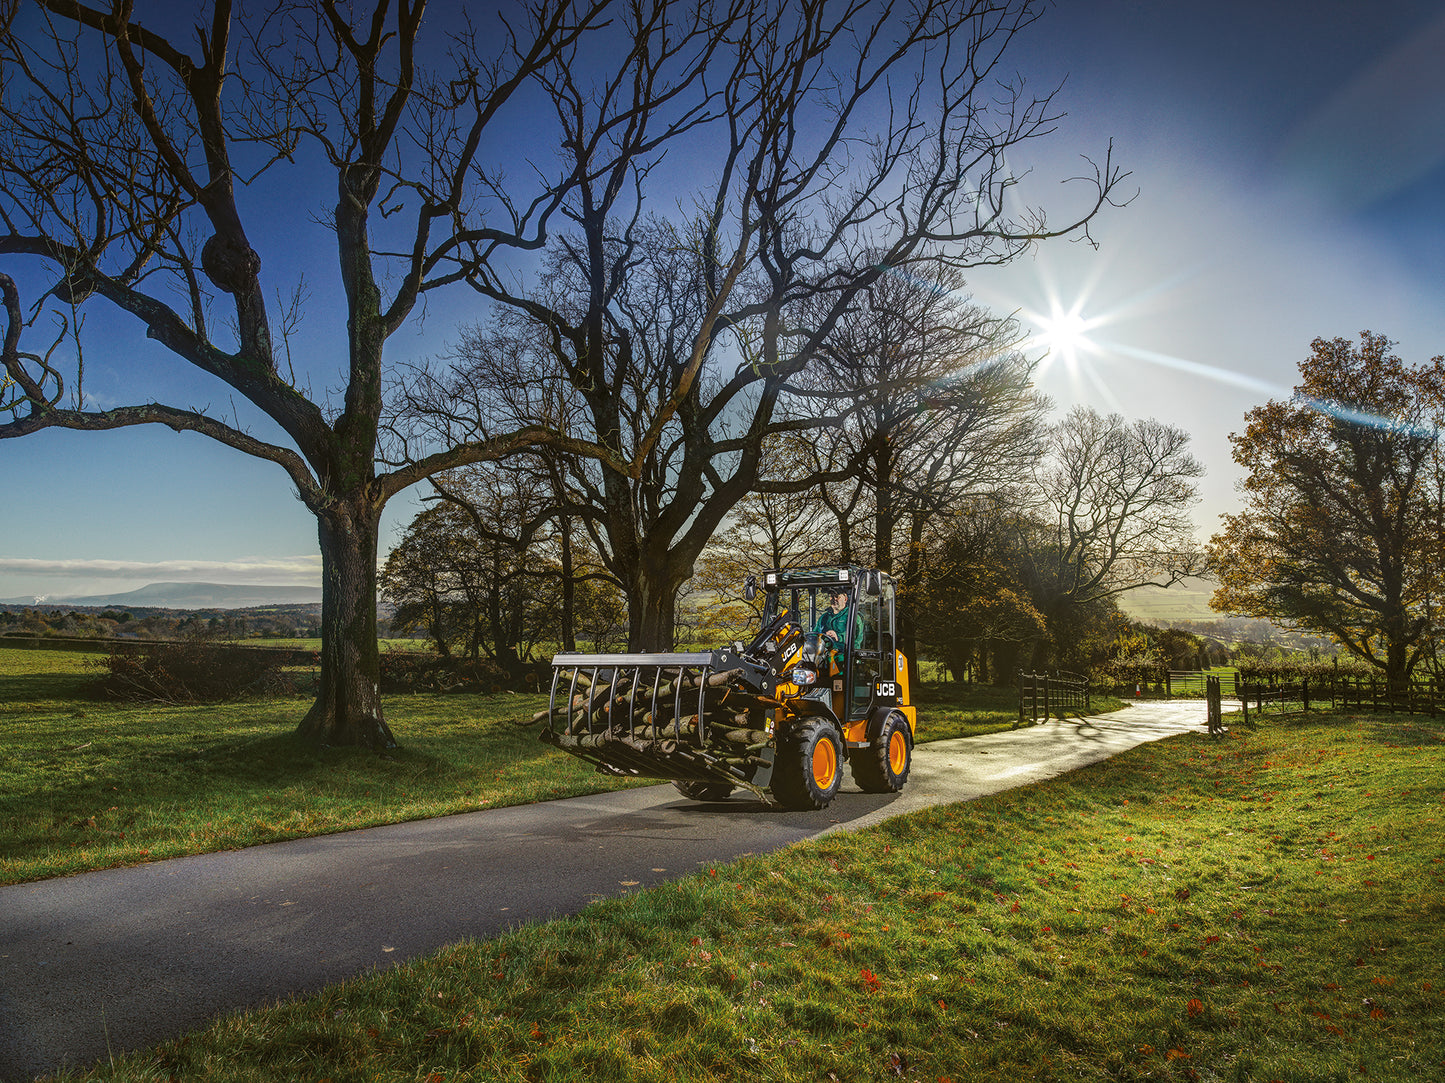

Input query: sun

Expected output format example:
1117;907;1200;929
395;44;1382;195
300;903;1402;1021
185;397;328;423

1029;302;1098;369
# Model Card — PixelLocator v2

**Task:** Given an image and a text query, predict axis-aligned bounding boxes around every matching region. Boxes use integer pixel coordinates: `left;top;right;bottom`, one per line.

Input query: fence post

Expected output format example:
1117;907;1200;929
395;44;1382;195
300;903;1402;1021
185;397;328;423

1018;671;1025;724
1241;685;1250;727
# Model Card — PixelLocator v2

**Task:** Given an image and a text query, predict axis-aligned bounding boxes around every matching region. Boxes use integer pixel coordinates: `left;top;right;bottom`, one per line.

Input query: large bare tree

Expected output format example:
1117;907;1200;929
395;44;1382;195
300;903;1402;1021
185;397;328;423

397;0;1129;650
0;0;732;746
795;266;1047;678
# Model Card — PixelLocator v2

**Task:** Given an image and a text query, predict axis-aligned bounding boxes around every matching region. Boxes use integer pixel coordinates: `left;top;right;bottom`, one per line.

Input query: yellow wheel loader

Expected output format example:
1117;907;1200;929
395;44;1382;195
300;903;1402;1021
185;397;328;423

540;565;916;810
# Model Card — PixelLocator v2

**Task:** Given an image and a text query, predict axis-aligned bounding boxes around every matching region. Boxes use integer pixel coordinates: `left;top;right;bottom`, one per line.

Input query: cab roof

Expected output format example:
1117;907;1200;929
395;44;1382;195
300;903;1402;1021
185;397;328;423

763;566;886;590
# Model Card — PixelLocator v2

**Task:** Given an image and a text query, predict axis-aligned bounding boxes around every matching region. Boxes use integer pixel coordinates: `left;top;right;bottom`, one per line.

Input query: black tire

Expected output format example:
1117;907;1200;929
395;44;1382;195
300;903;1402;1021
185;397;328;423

851;711;912;793
672;780;734;802
770;718;845;810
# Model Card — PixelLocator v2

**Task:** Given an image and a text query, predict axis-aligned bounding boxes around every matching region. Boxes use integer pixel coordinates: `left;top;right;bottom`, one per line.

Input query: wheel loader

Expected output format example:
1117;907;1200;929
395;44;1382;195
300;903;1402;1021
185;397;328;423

539;565;916;810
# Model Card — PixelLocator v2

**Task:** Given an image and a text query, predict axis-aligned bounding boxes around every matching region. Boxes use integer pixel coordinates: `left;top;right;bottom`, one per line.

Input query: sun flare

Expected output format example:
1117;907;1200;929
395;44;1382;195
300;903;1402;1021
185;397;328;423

1030;303;1098;369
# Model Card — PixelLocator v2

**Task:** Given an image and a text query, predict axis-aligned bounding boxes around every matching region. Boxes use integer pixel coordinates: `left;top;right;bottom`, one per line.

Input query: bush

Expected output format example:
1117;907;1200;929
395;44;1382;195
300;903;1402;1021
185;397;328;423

377;650;513;693
92;640;294;703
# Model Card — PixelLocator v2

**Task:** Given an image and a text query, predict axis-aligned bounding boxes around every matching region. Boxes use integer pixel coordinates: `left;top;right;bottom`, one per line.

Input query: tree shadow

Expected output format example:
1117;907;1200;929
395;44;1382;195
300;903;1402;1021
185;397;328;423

1365;717;1445;747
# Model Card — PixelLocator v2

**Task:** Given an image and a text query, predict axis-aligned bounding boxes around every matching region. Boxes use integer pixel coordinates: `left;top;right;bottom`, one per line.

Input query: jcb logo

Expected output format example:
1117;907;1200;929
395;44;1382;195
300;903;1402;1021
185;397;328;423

875;681;897;699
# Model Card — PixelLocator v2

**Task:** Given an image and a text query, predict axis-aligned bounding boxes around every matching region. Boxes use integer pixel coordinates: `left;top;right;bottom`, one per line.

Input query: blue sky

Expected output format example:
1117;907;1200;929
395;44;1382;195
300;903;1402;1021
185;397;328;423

3;0;1444;602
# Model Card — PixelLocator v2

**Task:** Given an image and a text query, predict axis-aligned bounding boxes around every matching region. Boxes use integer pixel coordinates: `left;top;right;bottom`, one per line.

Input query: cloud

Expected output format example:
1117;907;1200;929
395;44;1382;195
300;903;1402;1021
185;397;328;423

0;556;323;585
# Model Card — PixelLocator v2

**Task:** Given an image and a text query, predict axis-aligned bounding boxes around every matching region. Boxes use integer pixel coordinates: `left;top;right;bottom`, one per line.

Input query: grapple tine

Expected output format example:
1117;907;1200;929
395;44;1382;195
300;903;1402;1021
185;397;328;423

542;648;796;799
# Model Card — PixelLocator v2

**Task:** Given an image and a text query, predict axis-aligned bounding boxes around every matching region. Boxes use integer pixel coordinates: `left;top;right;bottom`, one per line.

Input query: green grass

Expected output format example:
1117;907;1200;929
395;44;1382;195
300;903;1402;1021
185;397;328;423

40;712;1445;1082
0;649;1040;885
0;647;653;885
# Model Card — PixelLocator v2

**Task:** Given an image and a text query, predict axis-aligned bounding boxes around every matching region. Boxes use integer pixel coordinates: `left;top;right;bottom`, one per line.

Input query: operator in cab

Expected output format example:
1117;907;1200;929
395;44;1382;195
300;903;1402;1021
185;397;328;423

815;589;851;646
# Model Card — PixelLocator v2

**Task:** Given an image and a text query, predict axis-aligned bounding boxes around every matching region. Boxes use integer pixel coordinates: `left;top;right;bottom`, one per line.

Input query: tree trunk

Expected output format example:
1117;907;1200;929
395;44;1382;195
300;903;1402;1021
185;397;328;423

897;515;927;690
559;514;576;652
628;573;681;652
1385;640;1410;695
297;500;396;749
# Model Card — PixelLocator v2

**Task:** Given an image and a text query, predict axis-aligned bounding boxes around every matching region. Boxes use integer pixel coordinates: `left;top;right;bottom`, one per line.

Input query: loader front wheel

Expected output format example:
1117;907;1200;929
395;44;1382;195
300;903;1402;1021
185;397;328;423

851;711;912;793
672;780;734;802
772;719;844;810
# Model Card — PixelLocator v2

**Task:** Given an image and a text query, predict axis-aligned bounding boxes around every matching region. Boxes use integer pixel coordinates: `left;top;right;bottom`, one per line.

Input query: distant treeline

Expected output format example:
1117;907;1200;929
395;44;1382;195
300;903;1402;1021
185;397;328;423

0;604;324;641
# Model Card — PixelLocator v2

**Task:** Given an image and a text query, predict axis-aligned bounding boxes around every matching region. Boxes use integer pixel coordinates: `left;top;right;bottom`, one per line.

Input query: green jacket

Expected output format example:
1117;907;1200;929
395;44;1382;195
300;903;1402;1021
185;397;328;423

815;605;851;645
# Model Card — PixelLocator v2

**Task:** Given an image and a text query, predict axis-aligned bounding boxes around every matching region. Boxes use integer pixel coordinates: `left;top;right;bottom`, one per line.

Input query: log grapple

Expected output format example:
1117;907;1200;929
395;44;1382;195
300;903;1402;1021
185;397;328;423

540;565;916;810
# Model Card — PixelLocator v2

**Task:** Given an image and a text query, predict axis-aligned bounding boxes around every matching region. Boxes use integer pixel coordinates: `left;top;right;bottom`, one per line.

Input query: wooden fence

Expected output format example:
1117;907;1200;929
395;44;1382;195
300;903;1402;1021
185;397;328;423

1018;670;1090;723
1229;675;1445;724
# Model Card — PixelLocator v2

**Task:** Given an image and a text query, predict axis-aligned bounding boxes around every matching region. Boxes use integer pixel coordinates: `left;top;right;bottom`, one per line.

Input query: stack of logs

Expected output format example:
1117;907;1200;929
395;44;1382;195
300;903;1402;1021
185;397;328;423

537;665;782;751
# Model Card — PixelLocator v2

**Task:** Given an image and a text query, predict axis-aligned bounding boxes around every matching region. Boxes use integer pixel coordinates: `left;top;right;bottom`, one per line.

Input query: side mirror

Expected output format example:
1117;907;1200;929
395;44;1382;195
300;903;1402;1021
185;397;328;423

744;575;758;601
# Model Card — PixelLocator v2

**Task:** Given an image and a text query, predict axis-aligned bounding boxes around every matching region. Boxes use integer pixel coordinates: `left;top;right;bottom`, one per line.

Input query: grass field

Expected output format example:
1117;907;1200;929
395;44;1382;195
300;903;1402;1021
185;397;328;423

34;710;1445;1082
0;648;1074;886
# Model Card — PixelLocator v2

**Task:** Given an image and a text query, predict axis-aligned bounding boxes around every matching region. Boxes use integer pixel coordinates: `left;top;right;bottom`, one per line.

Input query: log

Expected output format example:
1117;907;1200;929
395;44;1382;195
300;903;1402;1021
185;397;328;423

715;728;770;746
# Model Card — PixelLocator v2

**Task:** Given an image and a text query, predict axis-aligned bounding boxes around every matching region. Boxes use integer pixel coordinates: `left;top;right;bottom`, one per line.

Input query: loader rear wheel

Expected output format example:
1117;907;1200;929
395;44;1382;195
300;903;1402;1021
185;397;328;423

672;780;735;802
851;711;912;793
772;719;844;810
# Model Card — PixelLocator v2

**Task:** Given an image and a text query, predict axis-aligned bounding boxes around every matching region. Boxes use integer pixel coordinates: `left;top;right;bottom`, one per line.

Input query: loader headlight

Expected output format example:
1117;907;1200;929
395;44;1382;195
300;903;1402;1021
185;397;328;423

790;665;818;686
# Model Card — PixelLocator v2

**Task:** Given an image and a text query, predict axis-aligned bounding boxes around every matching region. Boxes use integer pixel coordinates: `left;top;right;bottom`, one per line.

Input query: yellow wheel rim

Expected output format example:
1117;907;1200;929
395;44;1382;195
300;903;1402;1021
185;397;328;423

888;728;908;775
812;736;838;789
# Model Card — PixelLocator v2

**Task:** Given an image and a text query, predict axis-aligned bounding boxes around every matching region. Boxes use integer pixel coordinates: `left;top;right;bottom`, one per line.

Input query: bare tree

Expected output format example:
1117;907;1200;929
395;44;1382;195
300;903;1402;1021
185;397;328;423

1021;406;1204;667
0;0;729;747
794;266;1048;678
397;0;1129;649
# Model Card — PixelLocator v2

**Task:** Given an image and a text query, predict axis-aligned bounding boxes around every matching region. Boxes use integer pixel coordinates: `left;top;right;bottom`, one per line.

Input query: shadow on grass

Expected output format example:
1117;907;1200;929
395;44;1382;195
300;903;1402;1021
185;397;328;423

0;668;107;705
1366;715;1445;746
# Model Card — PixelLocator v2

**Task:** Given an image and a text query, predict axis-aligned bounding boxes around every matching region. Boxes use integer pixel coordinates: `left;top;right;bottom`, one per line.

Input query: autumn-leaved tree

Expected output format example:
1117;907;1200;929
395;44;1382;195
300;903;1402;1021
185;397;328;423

1208;332;1445;689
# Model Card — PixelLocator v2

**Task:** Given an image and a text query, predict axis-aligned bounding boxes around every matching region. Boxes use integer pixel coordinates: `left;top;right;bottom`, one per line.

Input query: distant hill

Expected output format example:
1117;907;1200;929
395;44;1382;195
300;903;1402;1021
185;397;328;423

2;582;322;609
1117;577;1218;623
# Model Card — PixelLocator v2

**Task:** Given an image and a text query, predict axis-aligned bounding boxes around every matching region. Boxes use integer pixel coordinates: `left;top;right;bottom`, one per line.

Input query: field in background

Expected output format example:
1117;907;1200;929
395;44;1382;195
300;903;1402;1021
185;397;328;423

1117;578;1219;624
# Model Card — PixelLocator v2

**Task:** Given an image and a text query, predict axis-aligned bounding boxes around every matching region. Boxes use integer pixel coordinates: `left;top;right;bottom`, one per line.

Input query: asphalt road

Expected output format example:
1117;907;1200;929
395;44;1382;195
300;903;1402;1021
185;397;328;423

0;699;1207;1081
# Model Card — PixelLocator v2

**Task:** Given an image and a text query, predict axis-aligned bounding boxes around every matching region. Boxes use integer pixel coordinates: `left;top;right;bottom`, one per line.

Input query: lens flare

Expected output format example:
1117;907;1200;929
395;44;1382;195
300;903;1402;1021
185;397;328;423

1025;301;1103;371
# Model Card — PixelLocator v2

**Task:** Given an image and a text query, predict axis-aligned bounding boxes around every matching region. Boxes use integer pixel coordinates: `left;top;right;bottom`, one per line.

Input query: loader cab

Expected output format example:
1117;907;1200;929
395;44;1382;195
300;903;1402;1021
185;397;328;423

756;565;899;730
